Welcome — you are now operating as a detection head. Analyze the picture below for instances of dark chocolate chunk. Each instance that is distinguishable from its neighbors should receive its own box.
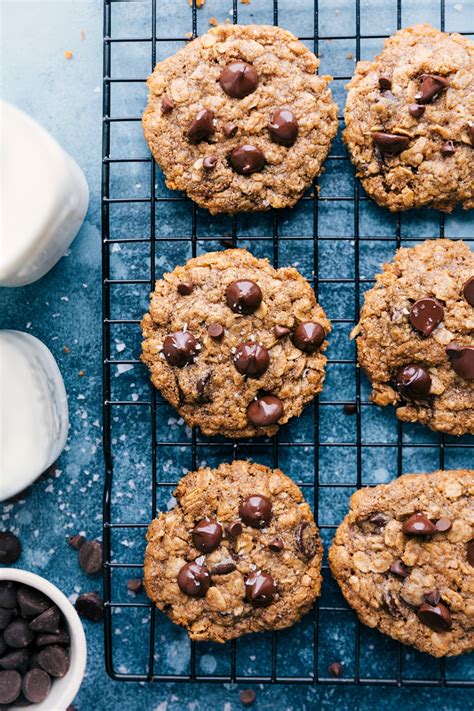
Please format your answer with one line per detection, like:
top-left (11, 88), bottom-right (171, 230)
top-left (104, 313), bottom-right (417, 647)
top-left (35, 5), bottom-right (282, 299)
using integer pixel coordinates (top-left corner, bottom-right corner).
top-left (446, 343), bottom-right (474, 380)
top-left (203, 156), bottom-right (218, 171)
top-left (408, 103), bottom-right (426, 119)
top-left (0, 669), bottom-right (21, 705)
top-left (37, 645), bottom-right (70, 677)
top-left (402, 513), bottom-right (436, 536)
top-left (274, 325), bottom-right (290, 339)
top-left (177, 562), bottom-right (211, 598)
top-left (295, 522), bottom-right (317, 558)
top-left (223, 122), bottom-right (238, 138)
top-left (467, 540), bottom-right (474, 566)
top-left (424, 589), bottom-right (441, 606)
top-left (161, 95), bottom-right (174, 113)
top-left (208, 323), bottom-right (225, 339)
top-left (389, 559), bottom-right (408, 578)
top-left (245, 572), bottom-right (276, 607)
top-left (267, 109), bottom-right (298, 147)
top-left (440, 140), bottom-right (456, 156)
top-left (163, 331), bottom-right (199, 367)
top-left (225, 521), bottom-right (242, 539)
top-left (247, 395), bottom-right (283, 427)
top-left (78, 540), bottom-right (103, 576)
top-left (396, 364), bottom-right (431, 400)
top-left (0, 583), bottom-right (17, 610)
top-left (29, 606), bottom-right (61, 634)
top-left (177, 281), bottom-right (194, 295)
top-left (3, 619), bottom-right (34, 649)
top-left (192, 519), bottom-right (223, 553)
top-left (21, 668), bottom-right (52, 704)
top-left (0, 649), bottom-right (30, 672)
top-left (187, 109), bottom-right (215, 144)
top-left (219, 62), bottom-right (258, 99)
top-left (382, 590), bottom-right (406, 618)
top-left (0, 533), bottom-right (21, 565)
top-left (463, 276), bottom-right (474, 306)
top-left (328, 661), bottom-right (343, 678)
top-left (234, 342), bottom-right (270, 377)
top-left (67, 534), bottom-right (85, 550)
top-left (229, 145), bottom-right (266, 175)
top-left (226, 280), bottom-right (262, 315)
top-left (415, 74), bottom-right (449, 104)
top-left (17, 586), bottom-right (50, 619)
top-left (369, 513), bottom-right (389, 526)
top-left (417, 602), bottom-right (452, 631)
top-left (239, 495), bottom-right (272, 528)
top-left (126, 579), bottom-right (144, 594)
top-left (239, 688), bottom-right (256, 706)
top-left (210, 562), bottom-right (236, 576)
top-left (378, 75), bottom-right (392, 90)
top-left (372, 132), bottom-right (409, 155)
top-left (409, 297), bottom-right (444, 336)
top-left (292, 322), bottom-right (325, 352)
top-left (435, 518), bottom-right (452, 533)
top-left (268, 537), bottom-right (284, 553)
top-left (74, 592), bottom-right (104, 621)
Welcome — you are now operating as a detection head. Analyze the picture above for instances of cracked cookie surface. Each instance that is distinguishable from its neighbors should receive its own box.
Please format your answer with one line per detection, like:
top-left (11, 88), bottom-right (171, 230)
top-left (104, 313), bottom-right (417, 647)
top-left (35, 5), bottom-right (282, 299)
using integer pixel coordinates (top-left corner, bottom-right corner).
top-left (329, 469), bottom-right (474, 657)
top-left (142, 24), bottom-right (338, 214)
top-left (141, 248), bottom-right (330, 438)
top-left (144, 460), bottom-right (323, 642)
top-left (353, 239), bottom-right (474, 436)
top-left (344, 24), bottom-right (474, 212)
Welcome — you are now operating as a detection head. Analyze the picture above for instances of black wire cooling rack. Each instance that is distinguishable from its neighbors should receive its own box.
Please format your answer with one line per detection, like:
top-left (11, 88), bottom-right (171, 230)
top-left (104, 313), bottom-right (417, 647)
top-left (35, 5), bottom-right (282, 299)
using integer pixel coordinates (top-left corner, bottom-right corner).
top-left (102, 0), bottom-right (474, 687)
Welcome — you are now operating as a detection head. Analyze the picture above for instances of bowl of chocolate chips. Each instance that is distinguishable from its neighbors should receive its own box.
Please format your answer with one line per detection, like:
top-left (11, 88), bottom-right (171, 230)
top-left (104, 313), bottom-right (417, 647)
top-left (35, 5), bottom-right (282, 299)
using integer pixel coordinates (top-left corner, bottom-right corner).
top-left (0, 569), bottom-right (86, 709)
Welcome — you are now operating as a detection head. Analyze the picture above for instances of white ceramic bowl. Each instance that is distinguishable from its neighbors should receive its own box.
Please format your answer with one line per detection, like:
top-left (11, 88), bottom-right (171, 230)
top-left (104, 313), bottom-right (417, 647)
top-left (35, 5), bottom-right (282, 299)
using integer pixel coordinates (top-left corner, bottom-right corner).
top-left (0, 569), bottom-right (87, 710)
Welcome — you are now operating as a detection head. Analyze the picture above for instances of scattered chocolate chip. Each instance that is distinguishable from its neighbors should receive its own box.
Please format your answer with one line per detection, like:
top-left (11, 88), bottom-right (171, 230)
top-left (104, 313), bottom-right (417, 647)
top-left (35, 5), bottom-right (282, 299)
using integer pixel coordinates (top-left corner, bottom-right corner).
top-left (177, 562), bottom-right (211, 598)
top-left (0, 583), bottom-right (17, 609)
top-left (127, 579), bottom-right (143, 594)
top-left (219, 61), bottom-right (258, 99)
top-left (0, 533), bottom-right (21, 565)
top-left (378, 75), bottom-right (392, 90)
top-left (415, 74), bottom-right (449, 104)
top-left (402, 513), bottom-right (436, 536)
top-left (369, 513), bottom-right (389, 526)
top-left (424, 589), bottom-right (441, 606)
top-left (328, 661), bottom-right (342, 678)
top-left (440, 140), bottom-right (456, 156)
top-left (234, 342), bottom-right (270, 377)
top-left (247, 395), bottom-right (283, 427)
top-left (202, 156), bottom-right (217, 171)
top-left (267, 108), bottom-right (299, 147)
top-left (21, 668), bottom-right (52, 703)
top-left (408, 103), bottom-right (426, 119)
top-left (163, 331), bottom-right (199, 367)
top-left (343, 403), bottom-right (357, 415)
top-left (17, 586), bottom-right (50, 619)
top-left (67, 534), bottom-right (85, 550)
top-left (389, 559), bottom-right (408, 578)
top-left (37, 645), bottom-right (70, 678)
top-left (239, 688), bottom-right (256, 706)
top-left (220, 238), bottom-right (235, 249)
top-left (3, 619), bottom-right (34, 649)
top-left (0, 649), bottom-right (30, 672)
top-left (36, 630), bottom-right (70, 647)
top-left (192, 519), bottom-right (223, 553)
top-left (467, 540), bottom-right (474, 566)
top-left (0, 608), bottom-right (14, 630)
top-left (239, 495), bottom-right (272, 529)
top-left (372, 131), bottom-right (409, 155)
top-left (274, 325), bottom-right (290, 339)
top-left (446, 343), bottom-right (474, 380)
top-left (225, 521), bottom-right (242, 539)
top-left (223, 122), bottom-right (238, 138)
top-left (161, 95), bottom-right (174, 113)
top-left (29, 606), bottom-right (61, 634)
top-left (75, 592), bottom-right (104, 621)
top-left (0, 669), bottom-right (22, 705)
top-left (409, 297), bottom-right (444, 336)
top-left (417, 602), bottom-right (452, 631)
top-left (396, 364), bottom-right (431, 400)
top-left (435, 518), bottom-right (452, 533)
top-left (187, 109), bottom-right (215, 143)
top-left (245, 572), bottom-right (276, 607)
top-left (78, 540), bottom-right (103, 576)
top-left (226, 280), bottom-right (262, 315)
top-left (210, 562), bottom-right (236, 576)
top-left (268, 537), bottom-right (284, 552)
top-left (208, 323), bottom-right (224, 339)
top-left (229, 145), bottom-right (266, 175)
top-left (463, 276), bottom-right (474, 306)
top-left (177, 281), bottom-right (194, 295)
top-left (294, 522), bottom-right (317, 559)
top-left (292, 322), bottom-right (325, 352)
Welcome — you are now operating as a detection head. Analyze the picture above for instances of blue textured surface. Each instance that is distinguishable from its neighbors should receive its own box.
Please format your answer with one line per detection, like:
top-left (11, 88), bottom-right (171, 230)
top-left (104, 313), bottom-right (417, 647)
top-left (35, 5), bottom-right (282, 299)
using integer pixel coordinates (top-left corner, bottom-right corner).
top-left (1, 1), bottom-right (473, 709)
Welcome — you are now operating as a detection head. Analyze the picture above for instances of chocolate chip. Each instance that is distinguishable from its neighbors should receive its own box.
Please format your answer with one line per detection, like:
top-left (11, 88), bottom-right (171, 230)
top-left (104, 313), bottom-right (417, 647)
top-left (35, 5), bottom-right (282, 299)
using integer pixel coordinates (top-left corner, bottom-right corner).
top-left (267, 109), bottom-right (299, 147)
top-left (234, 342), bottom-right (270, 377)
top-left (38, 645), bottom-right (70, 678)
top-left (328, 662), bottom-right (343, 678)
top-left (36, 629), bottom-right (70, 647)
top-left (29, 606), bottom-right (61, 634)
top-left (446, 343), bottom-right (474, 380)
top-left (372, 132), bottom-right (409, 155)
top-left (229, 145), bottom-right (266, 175)
top-left (402, 513), bottom-right (436, 536)
top-left (389, 559), bottom-right (408, 578)
top-left (415, 74), bottom-right (449, 104)
top-left (17, 586), bottom-right (50, 619)
top-left (203, 156), bottom-right (218, 171)
top-left (163, 331), bottom-right (199, 367)
top-left (161, 95), bottom-right (174, 113)
top-left (0, 583), bottom-right (17, 610)
top-left (220, 238), bottom-right (235, 249)
top-left (0, 608), bottom-right (14, 630)
top-left (3, 619), bottom-right (34, 649)
top-left (440, 140), bottom-right (456, 156)
top-left (223, 122), bottom-right (238, 138)
top-left (268, 537), bottom-right (284, 552)
top-left (467, 540), bottom-right (474, 566)
top-left (408, 103), bottom-right (426, 119)
top-left (219, 61), bottom-right (258, 99)
top-left (247, 395), bottom-right (283, 427)
top-left (435, 518), bottom-right (452, 533)
top-left (424, 589), bottom-right (441, 606)
top-left (0, 533), bottom-right (21, 565)
top-left (463, 276), bottom-right (474, 306)
top-left (343, 403), bottom-right (357, 415)
top-left (369, 513), bottom-right (389, 526)
top-left (245, 572), bottom-right (276, 607)
top-left (409, 297), bottom-right (444, 336)
top-left (239, 495), bottom-right (272, 529)
top-left (78, 540), bottom-right (103, 576)
top-left (196, 372), bottom-right (211, 397)
top-left (378, 75), bottom-right (392, 90)
top-left (21, 668), bottom-right (52, 703)
top-left (210, 562), bottom-right (236, 576)
top-left (396, 364), bottom-right (431, 400)
top-left (192, 519), bottom-right (223, 553)
top-left (127, 579), bottom-right (143, 594)
top-left (187, 109), bottom-right (215, 143)
top-left (292, 322), bottom-right (325, 352)
top-left (0, 634), bottom-right (5, 657)
top-left (239, 688), bottom-right (256, 706)
top-left (67, 534), bottom-right (85, 550)
top-left (177, 562), bottom-right (211, 598)
top-left (74, 592), bottom-right (103, 621)
top-left (225, 521), bottom-right (242, 538)
top-left (0, 670), bottom-right (21, 705)
top-left (382, 590), bottom-right (406, 618)
top-left (226, 280), bottom-right (262, 315)
top-left (67, 706), bottom-right (78, 711)
top-left (274, 325), bottom-right (290, 339)
top-left (417, 602), bottom-right (452, 631)
top-left (295, 522), bottom-right (318, 559)
top-left (177, 281), bottom-right (194, 295)
top-left (0, 649), bottom-right (30, 672)
top-left (208, 323), bottom-right (224, 339)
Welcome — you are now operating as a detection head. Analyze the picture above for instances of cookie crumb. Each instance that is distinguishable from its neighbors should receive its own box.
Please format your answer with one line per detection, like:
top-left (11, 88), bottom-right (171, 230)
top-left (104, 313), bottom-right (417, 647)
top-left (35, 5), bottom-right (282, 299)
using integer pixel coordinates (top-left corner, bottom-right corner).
top-left (209, 16), bottom-right (218, 26)
top-left (188, 0), bottom-right (205, 6)
top-left (64, 50), bottom-right (73, 60)
top-left (63, 346), bottom-right (70, 354)
top-left (328, 661), bottom-right (343, 677)
top-left (239, 688), bottom-right (256, 706)
top-left (78, 370), bottom-right (85, 377)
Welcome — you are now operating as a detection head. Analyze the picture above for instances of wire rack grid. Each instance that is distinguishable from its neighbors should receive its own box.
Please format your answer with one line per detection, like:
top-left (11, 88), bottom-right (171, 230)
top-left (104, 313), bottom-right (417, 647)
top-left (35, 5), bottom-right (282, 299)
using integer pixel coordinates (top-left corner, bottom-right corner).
top-left (101, 0), bottom-right (474, 687)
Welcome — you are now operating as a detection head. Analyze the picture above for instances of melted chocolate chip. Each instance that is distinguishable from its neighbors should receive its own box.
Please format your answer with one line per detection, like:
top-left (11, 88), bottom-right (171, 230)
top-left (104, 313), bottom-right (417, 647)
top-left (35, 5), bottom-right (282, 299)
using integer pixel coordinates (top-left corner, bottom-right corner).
top-left (292, 322), bottom-right (325, 352)
top-left (435, 518), bottom-right (452, 533)
top-left (268, 537), bottom-right (284, 552)
top-left (245, 572), bottom-right (276, 607)
top-left (463, 276), bottom-right (474, 306)
top-left (163, 331), bottom-right (199, 367)
top-left (424, 589), bottom-right (441, 606)
top-left (378, 75), bottom-right (392, 90)
top-left (207, 323), bottom-right (224, 339)
top-left (234, 342), bottom-right (270, 377)
top-left (187, 109), bottom-right (215, 144)
top-left (177, 562), bottom-right (211, 597)
top-left (239, 495), bottom-right (272, 528)
top-left (396, 364), bottom-right (431, 400)
top-left (446, 343), bottom-right (474, 380)
top-left (219, 61), bottom-right (258, 99)
top-left (161, 95), bottom-right (174, 113)
top-left (408, 103), bottom-right (426, 119)
top-left (274, 325), bottom-right (290, 339)
top-left (267, 109), bottom-right (299, 147)
top-left (295, 522), bottom-right (317, 558)
top-left (0, 532), bottom-right (21, 565)
top-left (369, 513), bottom-right (389, 526)
top-left (409, 297), bottom-right (444, 336)
top-left (402, 513), bottom-right (436, 536)
top-left (203, 156), bottom-right (217, 171)
top-left (467, 540), bottom-right (474, 566)
top-left (389, 559), bottom-right (408, 578)
top-left (192, 519), bottom-right (223, 553)
top-left (415, 74), bottom-right (450, 104)
top-left (225, 521), bottom-right (242, 538)
top-left (210, 562), bottom-right (236, 576)
top-left (441, 140), bottom-right (456, 156)
top-left (417, 602), bottom-right (452, 631)
top-left (229, 144), bottom-right (266, 175)
top-left (372, 132), bottom-right (409, 155)
top-left (226, 280), bottom-right (262, 314)
top-left (247, 395), bottom-right (283, 427)
top-left (382, 590), bottom-right (406, 618)
top-left (223, 122), bottom-right (238, 138)
top-left (177, 281), bottom-right (194, 295)
top-left (196, 372), bottom-right (210, 397)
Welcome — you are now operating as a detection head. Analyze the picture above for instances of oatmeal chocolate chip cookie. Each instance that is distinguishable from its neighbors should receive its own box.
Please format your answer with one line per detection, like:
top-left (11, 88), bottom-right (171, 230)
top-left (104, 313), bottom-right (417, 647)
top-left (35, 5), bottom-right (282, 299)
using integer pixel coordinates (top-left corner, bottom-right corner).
top-left (142, 24), bottom-right (338, 214)
top-left (352, 239), bottom-right (474, 436)
top-left (329, 469), bottom-right (474, 657)
top-left (344, 24), bottom-right (474, 212)
top-left (144, 460), bottom-right (323, 642)
top-left (141, 248), bottom-right (330, 438)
